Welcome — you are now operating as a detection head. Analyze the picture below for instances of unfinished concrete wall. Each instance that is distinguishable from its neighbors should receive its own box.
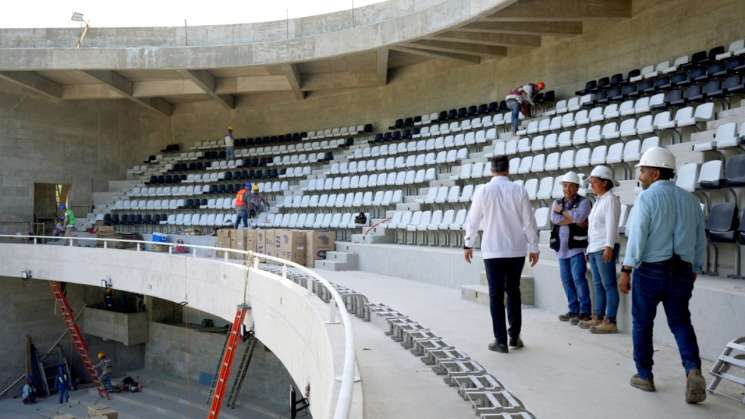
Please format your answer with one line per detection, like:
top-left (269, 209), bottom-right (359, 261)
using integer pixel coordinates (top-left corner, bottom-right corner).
top-left (145, 321), bottom-right (292, 415)
top-left (170, 0), bottom-right (745, 145)
top-left (0, 82), bottom-right (172, 232)
top-left (0, 278), bottom-right (85, 395)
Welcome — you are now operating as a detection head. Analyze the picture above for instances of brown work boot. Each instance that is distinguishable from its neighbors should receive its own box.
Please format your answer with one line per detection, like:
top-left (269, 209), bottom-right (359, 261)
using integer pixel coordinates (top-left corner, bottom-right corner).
top-left (571, 314), bottom-right (590, 326)
top-left (558, 312), bottom-right (578, 322)
top-left (685, 369), bottom-right (707, 404)
top-left (630, 374), bottom-right (656, 392)
top-left (579, 315), bottom-right (603, 329)
top-left (590, 319), bottom-right (619, 334)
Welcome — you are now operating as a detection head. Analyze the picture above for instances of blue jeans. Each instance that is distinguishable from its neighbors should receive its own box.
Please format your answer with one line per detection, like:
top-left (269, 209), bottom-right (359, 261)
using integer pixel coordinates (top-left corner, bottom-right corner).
top-left (632, 259), bottom-right (701, 380)
top-left (226, 146), bottom-right (235, 160)
top-left (234, 208), bottom-right (248, 229)
top-left (483, 257), bottom-right (526, 345)
top-left (101, 374), bottom-right (114, 392)
top-left (588, 248), bottom-right (619, 320)
top-left (558, 253), bottom-right (591, 315)
top-left (58, 385), bottom-right (69, 403)
top-left (507, 100), bottom-right (521, 133)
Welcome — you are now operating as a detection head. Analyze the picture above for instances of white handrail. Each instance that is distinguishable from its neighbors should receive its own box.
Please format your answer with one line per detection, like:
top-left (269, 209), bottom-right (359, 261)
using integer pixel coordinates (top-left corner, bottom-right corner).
top-left (0, 233), bottom-right (355, 419)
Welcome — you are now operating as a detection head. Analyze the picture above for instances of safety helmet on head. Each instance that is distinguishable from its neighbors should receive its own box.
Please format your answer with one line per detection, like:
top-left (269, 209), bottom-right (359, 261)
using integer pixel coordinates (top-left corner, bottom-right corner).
top-left (227, 126), bottom-right (233, 131)
top-left (589, 165), bottom-right (618, 185)
top-left (536, 81), bottom-right (545, 90)
top-left (252, 184), bottom-right (260, 193)
top-left (97, 352), bottom-right (105, 360)
top-left (244, 182), bottom-right (251, 189)
top-left (636, 146), bottom-right (675, 170)
top-left (59, 203), bottom-right (66, 210)
top-left (561, 171), bottom-right (580, 185)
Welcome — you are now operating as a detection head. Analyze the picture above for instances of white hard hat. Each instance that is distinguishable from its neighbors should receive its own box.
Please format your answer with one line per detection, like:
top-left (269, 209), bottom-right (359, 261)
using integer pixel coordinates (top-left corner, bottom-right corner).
top-left (589, 165), bottom-right (618, 185)
top-left (561, 171), bottom-right (581, 185)
top-left (636, 146), bottom-right (675, 170)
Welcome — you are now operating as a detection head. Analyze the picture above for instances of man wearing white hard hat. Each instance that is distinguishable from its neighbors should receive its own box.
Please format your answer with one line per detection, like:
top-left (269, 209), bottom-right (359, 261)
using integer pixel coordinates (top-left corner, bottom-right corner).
top-left (621, 146), bottom-right (707, 403)
top-left (551, 171), bottom-right (592, 325)
top-left (585, 166), bottom-right (621, 334)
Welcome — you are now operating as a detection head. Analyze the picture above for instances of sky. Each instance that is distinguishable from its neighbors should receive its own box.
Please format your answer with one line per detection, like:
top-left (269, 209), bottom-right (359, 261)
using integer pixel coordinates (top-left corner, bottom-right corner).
top-left (0, 1), bottom-right (386, 28)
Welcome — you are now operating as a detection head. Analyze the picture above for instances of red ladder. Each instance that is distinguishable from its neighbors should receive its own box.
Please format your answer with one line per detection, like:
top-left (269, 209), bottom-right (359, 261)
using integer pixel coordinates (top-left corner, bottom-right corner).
top-left (49, 281), bottom-right (110, 400)
top-left (208, 304), bottom-right (249, 419)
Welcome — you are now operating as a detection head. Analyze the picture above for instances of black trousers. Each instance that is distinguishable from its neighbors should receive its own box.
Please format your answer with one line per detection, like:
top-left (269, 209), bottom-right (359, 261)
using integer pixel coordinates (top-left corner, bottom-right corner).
top-left (483, 257), bottom-right (526, 344)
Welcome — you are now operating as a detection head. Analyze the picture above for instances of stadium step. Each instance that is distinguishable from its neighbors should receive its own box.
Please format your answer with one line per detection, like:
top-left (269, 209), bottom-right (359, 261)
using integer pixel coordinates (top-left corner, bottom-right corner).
top-left (315, 257), bottom-right (357, 271)
top-left (461, 275), bottom-right (535, 306)
top-left (315, 245), bottom-right (358, 270)
top-left (325, 250), bottom-right (358, 264)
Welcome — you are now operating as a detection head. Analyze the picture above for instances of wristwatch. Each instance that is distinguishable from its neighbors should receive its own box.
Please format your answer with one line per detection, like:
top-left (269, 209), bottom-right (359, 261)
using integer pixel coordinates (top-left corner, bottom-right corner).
top-left (621, 266), bottom-right (632, 274)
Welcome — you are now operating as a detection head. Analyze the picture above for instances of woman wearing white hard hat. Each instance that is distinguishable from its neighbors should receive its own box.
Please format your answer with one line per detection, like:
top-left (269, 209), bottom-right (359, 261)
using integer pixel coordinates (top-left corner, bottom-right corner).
top-left (583, 165), bottom-right (621, 334)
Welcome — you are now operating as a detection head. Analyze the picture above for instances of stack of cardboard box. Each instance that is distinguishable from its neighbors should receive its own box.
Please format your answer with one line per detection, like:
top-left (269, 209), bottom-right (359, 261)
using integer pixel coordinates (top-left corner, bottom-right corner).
top-left (216, 228), bottom-right (335, 267)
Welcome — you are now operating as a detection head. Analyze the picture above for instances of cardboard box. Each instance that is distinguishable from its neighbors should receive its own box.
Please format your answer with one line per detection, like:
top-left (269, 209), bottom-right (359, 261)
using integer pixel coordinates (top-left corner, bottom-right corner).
top-left (278, 230), bottom-right (307, 266)
top-left (256, 230), bottom-right (267, 254)
top-left (87, 405), bottom-right (118, 419)
top-left (265, 230), bottom-right (278, 257)
top-left (306, 230), bottom-right (336, 266)
top-left (231, 229), bottom-right (247, 250)
top-left (245, 229), bottom-right (257, 252)
top-left (216, 229), bottom-right (231, 257)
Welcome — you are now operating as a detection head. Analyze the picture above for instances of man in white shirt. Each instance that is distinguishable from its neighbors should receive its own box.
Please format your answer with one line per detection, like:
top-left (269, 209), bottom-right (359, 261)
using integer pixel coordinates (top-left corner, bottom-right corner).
top-left (224, 126), bottom-right (235, 160)
top-left (464, 156), bottom-right (540, 353)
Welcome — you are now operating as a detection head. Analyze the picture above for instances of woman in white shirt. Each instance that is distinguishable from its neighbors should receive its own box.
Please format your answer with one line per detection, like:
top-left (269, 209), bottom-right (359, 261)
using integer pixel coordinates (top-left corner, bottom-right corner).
top-left (583, 165), bottom-right (621, 334)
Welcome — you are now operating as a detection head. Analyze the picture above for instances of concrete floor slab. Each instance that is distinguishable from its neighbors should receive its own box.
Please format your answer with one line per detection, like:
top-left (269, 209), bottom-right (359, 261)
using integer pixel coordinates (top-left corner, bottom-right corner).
top-left (320, 269), bottom-right (745, 419)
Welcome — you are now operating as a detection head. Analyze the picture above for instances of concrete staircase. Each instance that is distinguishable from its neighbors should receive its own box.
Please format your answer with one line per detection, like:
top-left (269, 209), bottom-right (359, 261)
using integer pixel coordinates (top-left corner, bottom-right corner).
top-left (460, 271), bottom-right (535, 306)
top-left (350, 217), bottom-right (395, 244)
top-left (314, 242), bottom-right (359, 271)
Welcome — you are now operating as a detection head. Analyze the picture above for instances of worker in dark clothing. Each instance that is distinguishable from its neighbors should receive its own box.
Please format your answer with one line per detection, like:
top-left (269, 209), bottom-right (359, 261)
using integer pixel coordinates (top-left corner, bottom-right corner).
top-left (248, 184), bottom-right (270, 219)
top-left (56, 365), bottom-right (71, 404)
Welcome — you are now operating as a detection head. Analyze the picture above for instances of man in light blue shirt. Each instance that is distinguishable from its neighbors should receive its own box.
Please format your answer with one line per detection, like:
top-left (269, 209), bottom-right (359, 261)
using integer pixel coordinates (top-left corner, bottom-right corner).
top-left (620, 147), bottom-right (706, 404)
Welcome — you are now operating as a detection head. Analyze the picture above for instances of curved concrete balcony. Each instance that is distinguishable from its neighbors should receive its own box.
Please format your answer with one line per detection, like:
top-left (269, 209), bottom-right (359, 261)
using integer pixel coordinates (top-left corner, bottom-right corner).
top-left (0, 235), bottom-right (362, 419)
top-left (0, 0), bottom-right (632, 114)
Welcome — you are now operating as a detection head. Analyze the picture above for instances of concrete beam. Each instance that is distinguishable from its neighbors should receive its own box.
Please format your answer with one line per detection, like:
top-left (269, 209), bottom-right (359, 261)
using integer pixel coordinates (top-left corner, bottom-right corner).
top-left (216, 76), bottom-right (291, 95)
top-left (278, 64), bottom-right (305, 100)
top-left (389, 46), bottom-right (481, 64)
top-left (82, 70), bottom-right (133, 96)
top-left (486, 0), bottom-right (632, 22)
top-left (460, 21), bottom-right (583, 36)
top-left (0, 71), bottom-right (62, 100)
top-left (179, 70), bottom-right (235, 110)
top-left (403, 40), bottom-right (507, 57)
top-left (301, 71), bottom-right (380, 91)
top-left (377, 48), bottom-right (389, 85)
top-left (432, 31), bottom-right (541, 47)
top-left (80, 70), bottom-right (173, 116)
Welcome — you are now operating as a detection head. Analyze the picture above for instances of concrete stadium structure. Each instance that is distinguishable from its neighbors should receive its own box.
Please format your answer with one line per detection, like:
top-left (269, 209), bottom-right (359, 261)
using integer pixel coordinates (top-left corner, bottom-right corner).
top-left (2, 0), bottom-right (745, 418)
